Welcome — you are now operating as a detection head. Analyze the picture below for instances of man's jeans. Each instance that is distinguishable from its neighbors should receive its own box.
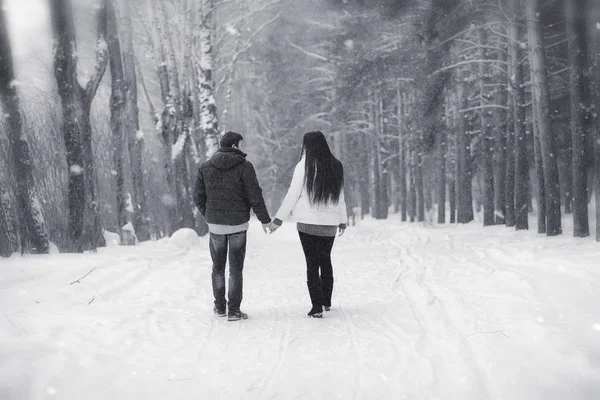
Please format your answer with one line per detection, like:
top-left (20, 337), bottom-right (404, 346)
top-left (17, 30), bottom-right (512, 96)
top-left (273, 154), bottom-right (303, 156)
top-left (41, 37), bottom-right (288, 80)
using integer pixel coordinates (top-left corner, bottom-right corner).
top-left (209, 231), bottom-right (247, 311)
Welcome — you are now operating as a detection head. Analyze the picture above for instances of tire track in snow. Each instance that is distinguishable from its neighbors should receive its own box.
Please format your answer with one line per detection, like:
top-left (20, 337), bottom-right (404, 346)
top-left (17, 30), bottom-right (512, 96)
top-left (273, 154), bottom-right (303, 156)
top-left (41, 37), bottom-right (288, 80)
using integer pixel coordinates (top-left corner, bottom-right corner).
top-left (390, 236), bottom-right (495, 400)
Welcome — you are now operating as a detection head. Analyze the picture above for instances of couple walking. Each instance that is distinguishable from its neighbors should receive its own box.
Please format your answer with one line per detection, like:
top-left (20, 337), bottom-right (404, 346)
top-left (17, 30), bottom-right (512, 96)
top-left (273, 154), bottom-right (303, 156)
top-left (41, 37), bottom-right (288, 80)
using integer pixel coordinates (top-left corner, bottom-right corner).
top-left (193, 131), bottom-right (348, 321)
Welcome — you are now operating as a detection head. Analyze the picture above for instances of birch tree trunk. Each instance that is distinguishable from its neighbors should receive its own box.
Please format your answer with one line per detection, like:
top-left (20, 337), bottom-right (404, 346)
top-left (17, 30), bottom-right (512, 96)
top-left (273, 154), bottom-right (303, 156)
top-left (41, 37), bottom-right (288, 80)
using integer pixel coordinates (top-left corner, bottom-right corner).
top-left (566, 0), bottom-right (590, 237)
top-left (117, 0), bottom-right (149, 241)
top-left (526, 0), bottom-right (561, 236)
top-left (50, 0), bottom-right (108, 252)
top-left (0, 0), bottom-right (49, 254)
top-left (107, 0), bottom-right (127, 240)
top-left (478, 28), bottom-right (495, 226)
top-left (510, 0), bottom-right (528, 230)
top-left (198, 0), bottom-right (220, 157)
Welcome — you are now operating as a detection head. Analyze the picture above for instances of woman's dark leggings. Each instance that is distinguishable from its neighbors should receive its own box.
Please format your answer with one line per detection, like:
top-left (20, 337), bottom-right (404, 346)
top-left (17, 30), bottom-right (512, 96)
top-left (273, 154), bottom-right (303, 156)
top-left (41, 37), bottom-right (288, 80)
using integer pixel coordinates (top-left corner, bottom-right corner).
top-left (298, 232), bottom-right (336, 308)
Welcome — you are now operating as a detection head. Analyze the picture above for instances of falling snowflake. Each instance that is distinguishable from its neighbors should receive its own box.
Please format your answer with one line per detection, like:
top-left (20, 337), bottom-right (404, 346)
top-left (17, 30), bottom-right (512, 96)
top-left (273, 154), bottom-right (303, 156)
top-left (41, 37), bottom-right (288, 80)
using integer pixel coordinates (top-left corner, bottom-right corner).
top-left (226, 25), bottom-right (239, 36)
top-left (593, 323), bottom-right (600, 332)
top-left (596, 22), bottom-right (600, 30)
top-left (344, 39), bottom-right (354, 50)
top-left (136, 130), bottom-right (144, 141)
top-left (70, 165), bottom-right (83, 175)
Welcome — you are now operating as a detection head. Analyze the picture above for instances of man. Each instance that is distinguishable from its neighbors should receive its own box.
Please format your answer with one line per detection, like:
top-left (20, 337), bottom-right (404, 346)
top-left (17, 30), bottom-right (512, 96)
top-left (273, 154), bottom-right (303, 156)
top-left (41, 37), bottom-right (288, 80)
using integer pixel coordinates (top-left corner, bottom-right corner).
top-left (193, 131), bottom-right (271, 321)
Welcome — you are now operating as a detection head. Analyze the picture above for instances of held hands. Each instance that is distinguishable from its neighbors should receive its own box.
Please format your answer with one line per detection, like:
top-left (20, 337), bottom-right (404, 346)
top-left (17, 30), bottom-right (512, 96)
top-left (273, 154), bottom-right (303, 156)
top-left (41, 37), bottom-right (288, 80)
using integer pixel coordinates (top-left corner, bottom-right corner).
top-left (262, 223), bottom-right (270, 234)
top-left (267, 222), bottom-right (280, 234)
top-left (338, 224), bottom-right (347, 237)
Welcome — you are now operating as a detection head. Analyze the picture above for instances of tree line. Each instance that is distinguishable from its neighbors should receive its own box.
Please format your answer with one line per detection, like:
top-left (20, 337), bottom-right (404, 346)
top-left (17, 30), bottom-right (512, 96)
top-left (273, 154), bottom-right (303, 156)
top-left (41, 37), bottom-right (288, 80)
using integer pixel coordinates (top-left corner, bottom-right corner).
top-left (1, 0), bottom-right (599, 257)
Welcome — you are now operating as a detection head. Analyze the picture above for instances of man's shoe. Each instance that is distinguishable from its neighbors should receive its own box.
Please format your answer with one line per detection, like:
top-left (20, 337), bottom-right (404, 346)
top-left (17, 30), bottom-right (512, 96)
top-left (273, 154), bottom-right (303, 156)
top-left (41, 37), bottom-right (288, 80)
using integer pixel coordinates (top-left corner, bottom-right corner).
top-left (227, 310), bottom-right (248, 321)
top-left (213, 306), bottom-right (226, 317)
top-left (307, 305), bottom-right (323, 318)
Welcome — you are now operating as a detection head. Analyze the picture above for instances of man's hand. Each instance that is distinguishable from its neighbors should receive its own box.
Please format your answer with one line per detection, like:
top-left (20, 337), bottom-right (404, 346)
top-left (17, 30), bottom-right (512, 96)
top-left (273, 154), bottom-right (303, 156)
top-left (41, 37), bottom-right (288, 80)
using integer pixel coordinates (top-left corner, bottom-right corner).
top-left (262, 223), bottom-right (270, 234)
top-left (338, 224), bottom-right (347, 237)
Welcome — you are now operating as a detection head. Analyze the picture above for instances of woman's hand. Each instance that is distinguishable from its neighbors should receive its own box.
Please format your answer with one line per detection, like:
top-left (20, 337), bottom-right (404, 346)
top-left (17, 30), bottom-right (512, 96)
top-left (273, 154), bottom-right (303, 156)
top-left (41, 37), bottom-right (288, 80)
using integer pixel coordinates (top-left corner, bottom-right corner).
top-left (267, 222), bottom-right (281, 234)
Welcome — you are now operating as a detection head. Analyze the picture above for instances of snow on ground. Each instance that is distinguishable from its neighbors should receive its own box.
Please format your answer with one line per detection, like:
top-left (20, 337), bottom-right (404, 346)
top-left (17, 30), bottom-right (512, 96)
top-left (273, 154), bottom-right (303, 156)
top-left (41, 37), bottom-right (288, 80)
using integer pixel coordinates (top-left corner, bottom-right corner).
top-left (1, 216), bottom-right (599, 400)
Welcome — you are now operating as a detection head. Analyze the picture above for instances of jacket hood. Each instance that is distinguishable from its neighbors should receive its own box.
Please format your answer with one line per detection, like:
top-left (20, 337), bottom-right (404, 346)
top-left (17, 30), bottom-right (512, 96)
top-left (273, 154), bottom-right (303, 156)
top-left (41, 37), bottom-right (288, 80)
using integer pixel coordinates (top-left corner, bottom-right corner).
top-left (209, 147), bottom-right (247, 170)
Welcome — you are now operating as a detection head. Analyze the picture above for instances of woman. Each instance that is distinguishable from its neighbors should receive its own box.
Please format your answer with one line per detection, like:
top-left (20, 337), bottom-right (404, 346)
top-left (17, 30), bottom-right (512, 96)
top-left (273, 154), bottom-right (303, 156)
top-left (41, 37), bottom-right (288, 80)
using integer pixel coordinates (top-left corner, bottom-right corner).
top-left (269, 131), bottom-right (347, 318)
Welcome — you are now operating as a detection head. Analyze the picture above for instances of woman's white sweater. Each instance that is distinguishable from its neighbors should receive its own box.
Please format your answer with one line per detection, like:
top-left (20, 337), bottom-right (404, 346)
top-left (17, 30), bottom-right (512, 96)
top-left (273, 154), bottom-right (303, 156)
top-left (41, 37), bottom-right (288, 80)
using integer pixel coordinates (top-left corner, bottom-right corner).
top-left (275, 157), bottom-right (348, 226)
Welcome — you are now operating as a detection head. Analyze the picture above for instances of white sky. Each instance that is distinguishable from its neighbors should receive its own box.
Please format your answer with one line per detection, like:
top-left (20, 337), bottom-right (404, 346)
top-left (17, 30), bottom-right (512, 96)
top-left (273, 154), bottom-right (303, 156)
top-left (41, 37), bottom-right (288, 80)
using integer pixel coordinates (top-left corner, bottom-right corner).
top-left (4, 0), bottom-right (53, 88)
top-left (4, 0), bottom-right (49, 55)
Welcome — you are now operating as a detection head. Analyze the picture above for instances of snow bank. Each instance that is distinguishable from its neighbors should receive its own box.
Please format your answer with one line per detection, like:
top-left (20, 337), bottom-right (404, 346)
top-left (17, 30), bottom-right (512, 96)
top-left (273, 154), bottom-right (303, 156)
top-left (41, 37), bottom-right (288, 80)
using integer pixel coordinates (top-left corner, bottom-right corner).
top-left (169, 228), bottom-right (200, 250)
top-left (48, 242), bottom-right (60, 255)
top-left (103, 230), bottom-right (120, 247)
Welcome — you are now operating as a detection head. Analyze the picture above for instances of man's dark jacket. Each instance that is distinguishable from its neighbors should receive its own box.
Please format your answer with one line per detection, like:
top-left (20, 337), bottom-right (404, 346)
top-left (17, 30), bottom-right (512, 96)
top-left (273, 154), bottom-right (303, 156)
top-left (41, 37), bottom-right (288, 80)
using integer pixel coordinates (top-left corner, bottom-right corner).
top-left (193, 147), bottom-right (271, 225)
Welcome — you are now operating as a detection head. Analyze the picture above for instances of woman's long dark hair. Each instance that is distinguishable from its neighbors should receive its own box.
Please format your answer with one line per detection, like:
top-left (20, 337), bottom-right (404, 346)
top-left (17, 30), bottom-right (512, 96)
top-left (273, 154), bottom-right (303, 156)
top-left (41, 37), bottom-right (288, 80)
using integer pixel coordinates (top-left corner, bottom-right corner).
top-left (301, 131), bottom-right (344, 205)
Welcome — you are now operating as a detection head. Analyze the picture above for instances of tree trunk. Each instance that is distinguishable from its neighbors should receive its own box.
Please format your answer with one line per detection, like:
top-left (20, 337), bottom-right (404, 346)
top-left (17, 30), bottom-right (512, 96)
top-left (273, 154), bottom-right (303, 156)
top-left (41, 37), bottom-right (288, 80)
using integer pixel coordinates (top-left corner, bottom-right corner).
top-left (372, 93), bottom-right (384, 219)
top-left (494, 47), bottom-right (508, 225)
top-left (107, 0), bottom-right (127, 240)
top-left (117, 0), bottom-right (149, 241)
top-left (562, 147), bottom-right (573, 214)
top-left (527, 0), bottom-right (561, 236)
top-left (398, 92), bottom-right (407, 222)
top-left (198, 0), bottom-right (220, 158)
top-left (50, 0), bottom-right (108, 252)
top-left (533, 118), bottom-right (546, 233)
top-left (147, 0), bottom-right (177, 235)
top-left (566, 0), bottom-right (590, 237)
top-left (409, 151), bottom-right (417, 222)
top-left (449, 92), bottom-right (458, 223)
top-left (510, 0), bottom-right (528, 230)
top-left (478, 28), bottom-right (495, 227)
top-left (158, 0), bottom-right (194, 231)
top-left (456, 76), bottom-right (474, 223)
top-left (590, 4), bottom-right (600, 241)
top-left (416, 151), bottom-right (425, 222)
top-left (0, 0), bottom-right (49, 254)
top-left (360, 132), bottom-right (371, 218)
top-left (437, 112), bottom-right (447, 224)
top-left (0, 173), bottom-right (19, 257)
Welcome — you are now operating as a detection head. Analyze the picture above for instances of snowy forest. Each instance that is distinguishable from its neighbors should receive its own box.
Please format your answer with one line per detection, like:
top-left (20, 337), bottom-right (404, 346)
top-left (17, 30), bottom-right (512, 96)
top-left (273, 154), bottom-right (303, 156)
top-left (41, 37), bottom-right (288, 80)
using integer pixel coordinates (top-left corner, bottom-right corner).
top-left (1, 0), bottom-right (600, 256)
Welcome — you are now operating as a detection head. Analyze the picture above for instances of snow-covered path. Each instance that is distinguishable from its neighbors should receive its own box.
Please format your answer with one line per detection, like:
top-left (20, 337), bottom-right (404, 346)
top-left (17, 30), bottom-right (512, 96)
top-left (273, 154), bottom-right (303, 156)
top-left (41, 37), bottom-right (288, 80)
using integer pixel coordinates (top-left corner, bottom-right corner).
top-left (1, 218), bottom-right (599, 400)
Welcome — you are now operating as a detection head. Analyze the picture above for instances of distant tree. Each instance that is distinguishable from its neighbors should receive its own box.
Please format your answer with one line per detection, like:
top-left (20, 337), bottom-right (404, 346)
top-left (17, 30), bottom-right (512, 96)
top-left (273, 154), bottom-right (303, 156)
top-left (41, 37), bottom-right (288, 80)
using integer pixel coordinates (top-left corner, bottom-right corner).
top-left (50, 0), bottom-right (110, 252)
top-left (526, 0), bottom-right (561, 236)
top-left (107, 0), bottom-right (127, 242)
top-left (116, 0), bottom-right (150, 241)
top-left (566, 0), bottom-right (590, 237)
